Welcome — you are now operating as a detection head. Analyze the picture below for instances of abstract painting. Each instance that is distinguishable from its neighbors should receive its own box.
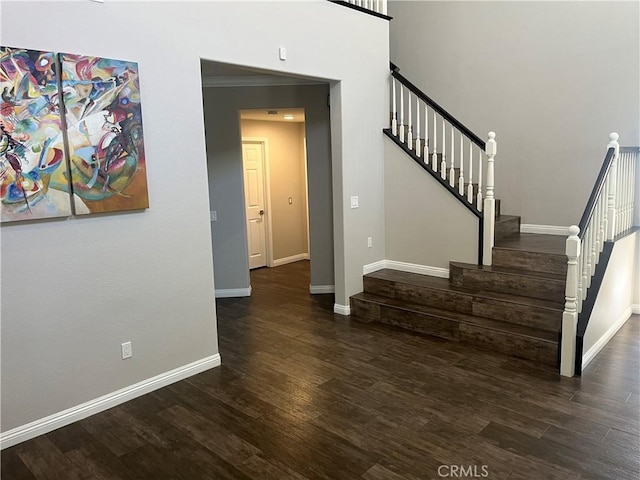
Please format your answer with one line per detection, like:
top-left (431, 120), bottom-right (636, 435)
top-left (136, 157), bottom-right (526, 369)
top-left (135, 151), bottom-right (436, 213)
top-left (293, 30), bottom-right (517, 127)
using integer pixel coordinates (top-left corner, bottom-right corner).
top-left (59, 53), bottom-right (148, 214)
top-left (1, 47), bottom-right (72, 222)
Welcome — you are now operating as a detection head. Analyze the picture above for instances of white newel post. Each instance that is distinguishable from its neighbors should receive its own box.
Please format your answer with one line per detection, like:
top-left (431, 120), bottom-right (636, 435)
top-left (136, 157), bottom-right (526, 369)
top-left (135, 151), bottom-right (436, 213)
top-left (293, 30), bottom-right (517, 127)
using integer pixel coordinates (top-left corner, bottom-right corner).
top-left (561, 225), bottom-right (581, 377)
top-left (482, 132), bottom-right (496, 266)
top-left (606, 132), bottom-right (619, 241)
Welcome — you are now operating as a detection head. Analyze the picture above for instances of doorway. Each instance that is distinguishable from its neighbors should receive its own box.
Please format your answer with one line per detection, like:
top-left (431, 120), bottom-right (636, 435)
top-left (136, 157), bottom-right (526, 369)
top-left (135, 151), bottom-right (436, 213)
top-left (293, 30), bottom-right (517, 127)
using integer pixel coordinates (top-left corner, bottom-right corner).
top-left (240, 108), bottom-right (309, 270)
top-left (200, 63), bottom-right (334, 298)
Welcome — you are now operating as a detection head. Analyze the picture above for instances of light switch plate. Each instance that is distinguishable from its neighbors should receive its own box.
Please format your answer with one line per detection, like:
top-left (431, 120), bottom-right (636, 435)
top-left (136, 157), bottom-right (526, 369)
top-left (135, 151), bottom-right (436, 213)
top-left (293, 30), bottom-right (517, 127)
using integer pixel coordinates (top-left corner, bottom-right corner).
top-left (350, 196), bottom-right (359, 208)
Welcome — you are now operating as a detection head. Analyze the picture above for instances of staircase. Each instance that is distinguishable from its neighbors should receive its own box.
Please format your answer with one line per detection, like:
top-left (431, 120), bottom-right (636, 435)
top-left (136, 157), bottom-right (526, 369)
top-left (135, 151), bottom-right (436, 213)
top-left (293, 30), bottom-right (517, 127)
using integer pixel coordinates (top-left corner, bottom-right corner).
top-left (351, 218), bottom-right (568, 369)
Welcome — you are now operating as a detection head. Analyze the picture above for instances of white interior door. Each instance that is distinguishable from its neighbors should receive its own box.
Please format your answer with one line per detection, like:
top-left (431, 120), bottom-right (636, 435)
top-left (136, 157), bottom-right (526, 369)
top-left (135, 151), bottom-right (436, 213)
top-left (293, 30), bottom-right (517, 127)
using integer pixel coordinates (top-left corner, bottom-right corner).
top-left (242, 141), bottom-right (267, 269)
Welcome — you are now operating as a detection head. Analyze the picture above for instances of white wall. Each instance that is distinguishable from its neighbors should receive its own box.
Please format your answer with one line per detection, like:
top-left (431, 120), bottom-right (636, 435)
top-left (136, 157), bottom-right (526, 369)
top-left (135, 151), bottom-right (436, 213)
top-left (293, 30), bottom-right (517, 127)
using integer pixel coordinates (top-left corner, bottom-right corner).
top-left (384, 137), bottom-right (478, 269)
top-left (0, 0), bottom-right (388, 437)
top-left (389, 1), bottom-right (640, 227)
top-left (582, 232), bottom-right (640, 367)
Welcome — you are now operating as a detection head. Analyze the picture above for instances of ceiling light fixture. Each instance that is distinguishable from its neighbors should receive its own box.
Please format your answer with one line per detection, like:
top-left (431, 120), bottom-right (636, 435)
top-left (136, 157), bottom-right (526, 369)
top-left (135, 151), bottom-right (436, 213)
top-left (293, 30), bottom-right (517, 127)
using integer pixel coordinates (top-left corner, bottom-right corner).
top-left (283, 114), bottom-right (294, 120)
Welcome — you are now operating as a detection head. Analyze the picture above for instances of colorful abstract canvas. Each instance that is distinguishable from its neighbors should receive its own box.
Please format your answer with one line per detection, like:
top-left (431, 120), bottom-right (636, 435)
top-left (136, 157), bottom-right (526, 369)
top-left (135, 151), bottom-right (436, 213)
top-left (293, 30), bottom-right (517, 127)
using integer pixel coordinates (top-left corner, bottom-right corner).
top-left (59, 53), bottom-right (148, 214)
top-left (1, 47), bottom-right (72, 222)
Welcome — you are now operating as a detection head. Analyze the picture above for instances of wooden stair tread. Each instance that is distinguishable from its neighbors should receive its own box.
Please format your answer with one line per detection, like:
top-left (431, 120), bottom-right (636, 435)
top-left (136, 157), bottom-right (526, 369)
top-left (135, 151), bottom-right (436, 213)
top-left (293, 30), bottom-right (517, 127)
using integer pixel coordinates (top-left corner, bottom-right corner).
top-left (366, 268), bottom-right (564, 311)
top-left (449, 261), bottom-right (566, 282)
top-left (352, 292), bottom-right (558, 343)
top-left (494, 233), bottom-right (567, 255)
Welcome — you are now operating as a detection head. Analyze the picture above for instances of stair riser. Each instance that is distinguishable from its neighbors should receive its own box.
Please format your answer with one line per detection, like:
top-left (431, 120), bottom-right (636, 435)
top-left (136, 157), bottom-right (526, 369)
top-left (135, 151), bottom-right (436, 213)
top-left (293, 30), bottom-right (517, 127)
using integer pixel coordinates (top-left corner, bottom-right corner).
top-left (363, 276), bottom-right (397, 299)
top-left (450, 265), bottom-right (565, 303)
top-left (350, 296), bottom-right (380, 322)
top-left (351, 296), bottom-right (558, 365)
top-left (492, 249), bottom-right (567, 276)
top-left (495, 217), bottom-right (520, 241)
top-left (380, 307), bottom-right (459, 341)
top-left (459, 324), bottom-right (558, 366)
top-left (472, 298), bottom-right (562, 332)
top-left (364, 276), bottom-right (474, 314)
top-left (395, 283), bottom-right (473, 314)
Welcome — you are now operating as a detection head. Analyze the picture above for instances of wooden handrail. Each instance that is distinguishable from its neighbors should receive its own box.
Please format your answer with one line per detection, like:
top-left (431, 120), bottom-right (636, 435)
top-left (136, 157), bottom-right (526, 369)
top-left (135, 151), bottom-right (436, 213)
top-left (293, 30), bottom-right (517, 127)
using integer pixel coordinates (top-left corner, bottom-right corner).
top-left (577, 147), bottom-right (615, 240)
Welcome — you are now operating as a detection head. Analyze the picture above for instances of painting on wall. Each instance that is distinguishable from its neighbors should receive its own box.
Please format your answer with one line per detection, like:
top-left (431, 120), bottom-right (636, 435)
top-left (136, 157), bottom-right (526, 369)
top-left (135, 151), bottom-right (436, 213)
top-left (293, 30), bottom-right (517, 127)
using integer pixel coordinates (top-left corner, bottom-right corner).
top-left (59, 53), bottom-right (149, 214)
top-left (1, 47), bottom-right (72, 222)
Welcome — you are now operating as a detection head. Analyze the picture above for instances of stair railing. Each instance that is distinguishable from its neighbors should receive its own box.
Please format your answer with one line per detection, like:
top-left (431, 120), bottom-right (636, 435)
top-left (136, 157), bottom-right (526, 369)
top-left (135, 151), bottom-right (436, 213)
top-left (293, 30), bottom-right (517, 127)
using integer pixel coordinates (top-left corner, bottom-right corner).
top-left (330, 0), bottom-right (388, 16)
top-left (560, 133), bottom-right (639, 377)
top-left (388, 65), bottom-right (497, 266)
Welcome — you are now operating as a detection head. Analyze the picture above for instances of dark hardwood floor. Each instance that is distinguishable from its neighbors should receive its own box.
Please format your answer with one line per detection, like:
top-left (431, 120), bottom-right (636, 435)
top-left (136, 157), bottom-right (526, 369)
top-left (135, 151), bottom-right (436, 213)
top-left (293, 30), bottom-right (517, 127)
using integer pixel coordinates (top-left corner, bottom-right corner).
top-left (2, 261), bottom-right (639, 479)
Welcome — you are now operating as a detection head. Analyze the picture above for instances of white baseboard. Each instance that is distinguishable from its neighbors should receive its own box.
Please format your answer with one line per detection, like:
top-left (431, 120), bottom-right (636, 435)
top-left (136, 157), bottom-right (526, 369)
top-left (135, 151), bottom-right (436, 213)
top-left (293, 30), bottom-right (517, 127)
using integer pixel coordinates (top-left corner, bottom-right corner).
top-left (310, 285), bottom-right (335, 294)
top-left (385, 260), bottom-right (449, 278)
top-left (334, 303), bottom-right (351, 315)
top-left (520, 224), bottom-right (569, 236)
top-left (363, 259), bottom-right (449, 278)
top-left (272, 253), bottom-right (309, 267)
top-left (363, 260), bottom-right (386, 275)
top-left (0, 354), bottom-right (222, 450)
top-left (215, 286), bottom-right (251, 298)
top-left (582, 307), bottom-right (632, 370)
top-left (632, 304), bottom-right (640, 315)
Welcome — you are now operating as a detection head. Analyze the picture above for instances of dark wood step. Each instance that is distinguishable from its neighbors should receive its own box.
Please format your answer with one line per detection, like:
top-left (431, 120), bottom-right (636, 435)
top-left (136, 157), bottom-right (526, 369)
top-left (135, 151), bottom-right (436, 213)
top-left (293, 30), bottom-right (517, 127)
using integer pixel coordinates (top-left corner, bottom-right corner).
top-left (350, 292), bottom-right (558, 365)
top-left (493, 233), bottom-right (567, 276)
top-left (450, 261), bottom-right (566, 303)
top-left (364, 269), bottom-right (563, 332)
top-left (472, 290), bottom-right (563, 332)
top-left (495, 215), bottom-right (520, 241)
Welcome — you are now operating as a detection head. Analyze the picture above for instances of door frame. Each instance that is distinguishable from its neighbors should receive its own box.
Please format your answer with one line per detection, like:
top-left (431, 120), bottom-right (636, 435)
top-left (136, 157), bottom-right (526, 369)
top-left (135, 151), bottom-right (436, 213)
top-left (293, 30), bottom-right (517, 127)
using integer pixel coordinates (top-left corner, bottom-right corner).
top-left (242, 137), bottom-right (274, 268)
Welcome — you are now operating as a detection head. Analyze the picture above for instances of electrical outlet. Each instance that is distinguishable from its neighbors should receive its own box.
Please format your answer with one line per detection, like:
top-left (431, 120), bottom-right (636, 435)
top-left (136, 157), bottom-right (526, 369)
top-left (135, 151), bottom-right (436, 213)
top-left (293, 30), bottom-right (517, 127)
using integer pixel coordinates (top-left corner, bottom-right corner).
top-left (210, 210), bottom-right (217, 221)
top-left (367, 236), bottom-right (373, 248)
top-left (121, 341), bottom-right (132, 359)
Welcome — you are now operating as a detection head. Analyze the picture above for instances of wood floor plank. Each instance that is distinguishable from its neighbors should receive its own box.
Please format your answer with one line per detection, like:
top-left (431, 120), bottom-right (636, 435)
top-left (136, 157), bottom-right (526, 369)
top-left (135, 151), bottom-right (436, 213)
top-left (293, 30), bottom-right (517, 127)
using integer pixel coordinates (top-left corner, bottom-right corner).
top-left (2, 262), bottom-right (638, 480)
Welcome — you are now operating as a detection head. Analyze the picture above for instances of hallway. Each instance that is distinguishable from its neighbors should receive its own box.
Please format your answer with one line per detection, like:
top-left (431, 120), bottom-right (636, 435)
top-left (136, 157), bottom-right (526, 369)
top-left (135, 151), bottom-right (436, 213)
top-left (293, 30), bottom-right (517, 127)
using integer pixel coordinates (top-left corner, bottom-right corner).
top-left (3, 261), bottom-right (639, 479)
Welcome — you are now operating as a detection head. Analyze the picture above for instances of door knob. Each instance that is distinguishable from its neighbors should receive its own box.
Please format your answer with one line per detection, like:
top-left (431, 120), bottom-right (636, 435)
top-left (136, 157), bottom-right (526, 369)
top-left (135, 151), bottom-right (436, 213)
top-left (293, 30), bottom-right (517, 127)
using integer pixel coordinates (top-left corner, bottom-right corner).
top-left (259, 210), bottom-right (264, 215)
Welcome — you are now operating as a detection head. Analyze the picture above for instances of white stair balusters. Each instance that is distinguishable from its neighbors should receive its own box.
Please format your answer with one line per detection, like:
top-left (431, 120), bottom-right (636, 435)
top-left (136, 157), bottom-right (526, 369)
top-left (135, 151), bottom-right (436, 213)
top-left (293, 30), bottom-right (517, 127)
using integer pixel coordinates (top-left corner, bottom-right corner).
top-left (467, 142), bottom-right (474, 203)
top-left (618, 147), bottom-right (637, 233)
top-left (477, 147), bottom-right (483, 212)
top-left (388, 70), bottom-right (502, 221)
top-left (407, 92), bottom-right (413, 150)
top-left (560, 225), bottom-right (581, 377)
top-left (415, 96), bottom-right (421, 156)
top-left (606, 133), bottom-right (619, 239)
top-left (391, 77), bottom-right (397, 136)
top-left (423, 104), bottom-right (429, 162)
top-left (561, 132), bottom-right (640, 376)
top-left (441, 119), bottom-right (446, 180)
top-left (432, 111), bottom-right (438, 171)
top-left (399, 84), bottom-right (405, 142)
top-left (449, 126), bottom-right (455, 187)
top-left (459, 135), bottom-right (465, 195)
top-left (482, 132), bottom-right (496, 266)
